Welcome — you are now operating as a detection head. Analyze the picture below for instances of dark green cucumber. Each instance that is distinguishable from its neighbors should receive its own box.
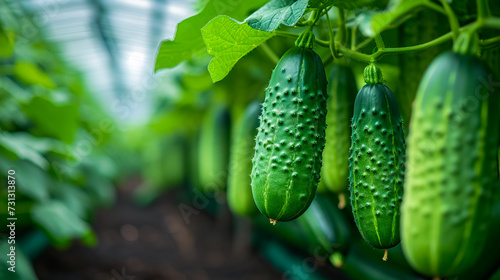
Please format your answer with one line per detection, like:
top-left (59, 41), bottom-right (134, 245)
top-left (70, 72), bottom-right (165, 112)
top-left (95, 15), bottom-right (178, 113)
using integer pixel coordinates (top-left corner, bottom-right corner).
top-left (342, 239), bottom-right (426, 280)
top-left (321, 64), bottom-right (358, 207)
top-left (297, 193), bottom-right (351, 257)
top-left (401, 51), bottom-right (500, 277)
top-left (198, 105), bottom-right (231, 193)
top-left (454, 200), bottom-right (500, 280)
top-left (349, 64), bottom-right (405, 254)
top-left (251, 46), bottom-right (328, 224)
top-left (227, 101), bottom-right (260, 216)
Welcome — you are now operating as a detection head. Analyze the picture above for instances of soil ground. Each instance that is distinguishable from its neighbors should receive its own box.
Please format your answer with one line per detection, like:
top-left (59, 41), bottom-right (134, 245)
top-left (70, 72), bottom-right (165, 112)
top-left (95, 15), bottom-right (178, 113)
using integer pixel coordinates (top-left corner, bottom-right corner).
top-left (32, 177), bottom-right (348, 280)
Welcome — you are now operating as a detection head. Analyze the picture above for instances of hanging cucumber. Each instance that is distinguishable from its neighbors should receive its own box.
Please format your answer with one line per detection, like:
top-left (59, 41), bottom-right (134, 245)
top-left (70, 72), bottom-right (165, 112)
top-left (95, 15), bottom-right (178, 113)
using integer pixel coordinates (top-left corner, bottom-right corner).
top-left (321, 64), bottom-right (358, 209)
top-left (198, 105), bottom-right (231, 193)
top-left (349, 64), bottom-right (406, 260)
top-left (251, 32), bottom-right (328, 224)
top-left (227, 101), bottom-right (261, 217)
top-left (297, 193), bottom-right (351, 259)
top-left (401, 33), bottom-right (500, 278)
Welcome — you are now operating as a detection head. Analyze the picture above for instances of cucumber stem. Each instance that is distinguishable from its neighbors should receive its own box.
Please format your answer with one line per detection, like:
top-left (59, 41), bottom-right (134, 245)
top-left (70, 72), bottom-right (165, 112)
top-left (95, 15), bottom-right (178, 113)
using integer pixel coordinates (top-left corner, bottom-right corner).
top-left (270, 219), bottom-right (277, 225)
top-left (382, 249), bottom-right (388, 261)
top-left (338, 193), bottom-right (346, 209)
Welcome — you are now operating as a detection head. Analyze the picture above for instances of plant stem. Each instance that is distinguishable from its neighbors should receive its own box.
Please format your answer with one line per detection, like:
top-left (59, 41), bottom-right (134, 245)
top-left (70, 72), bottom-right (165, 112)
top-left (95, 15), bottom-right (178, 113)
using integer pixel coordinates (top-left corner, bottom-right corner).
top-left (336, 44), bottom-right (372, 62)
top-left (354, 36), bottom-right (374, 51)
top-left (439, 0), bottom-right (460, 41)
top-left (259, 42), bottom-right (279, 64)
top-left (351, 25), bottom-right (357, 50)
top-left (274, 31), bottom-right (300, 39)
top-left (480, 36), bottom-right (500, 49)
top-left (483, 17), bottom-right (500, 30)
top-left (374, 34), bottom-right (385, 51)
top-left (336, 7), bottom-right (346, 45)
top-left (325, 11), bottom-right (337, 59)
top-left (372, 32), bottom-right (453, 59)
top-left (477, 0), bottom-right (491, 20)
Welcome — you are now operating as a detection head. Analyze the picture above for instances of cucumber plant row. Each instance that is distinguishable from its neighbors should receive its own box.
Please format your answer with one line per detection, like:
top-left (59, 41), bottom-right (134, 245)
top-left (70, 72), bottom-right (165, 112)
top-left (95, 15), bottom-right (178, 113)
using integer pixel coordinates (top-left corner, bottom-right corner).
top-left (207, 30), bottom-right (500, 280)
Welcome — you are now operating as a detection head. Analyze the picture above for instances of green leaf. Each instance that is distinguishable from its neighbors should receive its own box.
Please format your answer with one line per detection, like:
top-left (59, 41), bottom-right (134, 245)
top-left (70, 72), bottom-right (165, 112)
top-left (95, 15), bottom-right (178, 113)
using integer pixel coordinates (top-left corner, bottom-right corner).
top-left (154, 0), bottom-right (268, 71)
top-left (0, 239), bottom-right (38, 280)
top-left (31, 201), bottom-right (96, 248)
top-left (21, 96), bottom-right (78, 144)
top-left (50, 181), bottom-right (91, 219)
top-left (11, 132), bottom-right (75, 159)
top-left (13, 61), bottom-right (56, 89)
top-left (0, 133), bottom-right (49, 169)
top-left (245, 0), bottom-right (309, 32)
top-left (15, 160), bottom-right (50, 202)
top-left (202, 16), bottom-right (273, 82)
top-left (357, 0), bottom-right (428, 37)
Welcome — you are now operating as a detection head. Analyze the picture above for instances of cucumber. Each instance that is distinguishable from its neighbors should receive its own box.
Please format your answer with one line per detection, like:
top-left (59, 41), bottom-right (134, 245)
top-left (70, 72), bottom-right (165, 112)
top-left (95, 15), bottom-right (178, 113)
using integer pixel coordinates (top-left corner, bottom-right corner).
top-left (316, 175), bottom-right (327, 193)
top-left (251, 45), bottom-right (328, 224)
top-left (198, 105), bottom-right (231, 193)
top-left (401, 51), bottom-right (500, 277)
top-left (454, 200), bottom-right (500, 280)
top-left (342, 239), bottom-right (427, 280)
top-left (321, 64), bottom-right (358, 208)
top-left (227, 101), bottom-right (260, 216)
top-left (397, 9), bottom-right (451, 125)
top-left (349, 64), bottom-right (405, 257)
top-left (297, 193), bottom-right (351, 257)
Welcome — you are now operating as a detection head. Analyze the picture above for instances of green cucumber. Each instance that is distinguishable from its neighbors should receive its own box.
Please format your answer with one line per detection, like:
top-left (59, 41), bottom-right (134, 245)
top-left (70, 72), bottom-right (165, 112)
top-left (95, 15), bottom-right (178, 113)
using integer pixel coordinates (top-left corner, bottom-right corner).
top-left (401, 51), bottom-right (500, 277)
top-left (227, 101), bottom-right (261, 217)
top-left (251, 46), bottom-right (328, 224)
top-left (298, 193), bottom-right (351, 257)
top-left (349, 64), bottom-right (405, 257)
top-left (198, 105), bottom-right (231, 193)
top-left (321, 64), bottom-right (358, 208)
top-left (397, 9), bottom-right (451, 125)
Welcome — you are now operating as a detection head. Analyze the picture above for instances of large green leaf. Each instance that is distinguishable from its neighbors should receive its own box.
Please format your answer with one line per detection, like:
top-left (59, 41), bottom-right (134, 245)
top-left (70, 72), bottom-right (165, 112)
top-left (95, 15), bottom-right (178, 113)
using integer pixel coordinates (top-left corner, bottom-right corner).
top-left (10, 132), bottom-right (75, 159)
top-left (154, 0), bottom-right (268, 71)
top-left (50, 181), bottom-right (91, 219)
top-left (14, 160), bottom-right (50, 202)
top-left (31, 201), bottom-right (96, 248)
top-left (0, 133), bottom-right (49, 169)
top-left (357, 0), bottom-right (429, 37)
top-left (21, 96), bottom-right (78, 144)
top-left (245, 0), bottom-right (309, 32)
top-left (202, 16), bottom-right (273, 82)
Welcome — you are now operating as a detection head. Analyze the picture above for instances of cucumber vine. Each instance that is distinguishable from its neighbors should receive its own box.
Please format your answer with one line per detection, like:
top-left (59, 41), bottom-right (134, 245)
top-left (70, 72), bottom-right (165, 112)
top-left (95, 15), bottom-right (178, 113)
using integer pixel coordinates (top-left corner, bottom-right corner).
top-left (272, 0), bottom-right (500, 64)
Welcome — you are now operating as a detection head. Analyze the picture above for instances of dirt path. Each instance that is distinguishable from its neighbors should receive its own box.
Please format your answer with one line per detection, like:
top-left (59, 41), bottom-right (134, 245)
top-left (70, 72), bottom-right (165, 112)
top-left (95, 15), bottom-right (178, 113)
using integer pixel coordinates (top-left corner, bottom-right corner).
top-left (33, 178), bottom-right (282, 280)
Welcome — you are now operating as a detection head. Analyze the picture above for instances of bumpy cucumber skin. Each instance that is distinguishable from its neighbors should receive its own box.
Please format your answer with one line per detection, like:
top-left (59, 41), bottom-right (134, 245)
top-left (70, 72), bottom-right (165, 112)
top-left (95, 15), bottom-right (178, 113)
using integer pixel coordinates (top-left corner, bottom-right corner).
top-left (198, 106), bottom-right (231, 192)
top-left (349, 83), bottom-right (405, 249)
top-left (322, 65), bottom-right (358, 193)
top-left (227, 101), bottom-right (260, 216)
top-left (401, 52), bottom-right (500, 277)
top-left (251, 47), bottom-right (327, 222)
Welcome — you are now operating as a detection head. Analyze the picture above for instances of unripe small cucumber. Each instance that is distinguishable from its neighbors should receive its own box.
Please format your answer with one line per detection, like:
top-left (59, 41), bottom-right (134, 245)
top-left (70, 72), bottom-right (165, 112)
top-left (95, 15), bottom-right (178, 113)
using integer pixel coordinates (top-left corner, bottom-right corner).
top-left (227, 101), bottom-right (260, 217)
top-left (349, 64), bottom-right (405, 255)
top-left (198, 106), bottom-right (231, 193)
top-left (251, 46), bottom-right (328, 224)
top-left (321, 65), bottom-right (358, 207)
